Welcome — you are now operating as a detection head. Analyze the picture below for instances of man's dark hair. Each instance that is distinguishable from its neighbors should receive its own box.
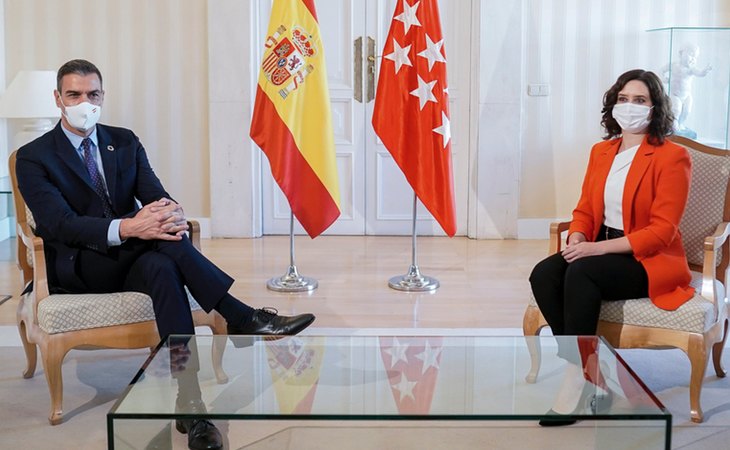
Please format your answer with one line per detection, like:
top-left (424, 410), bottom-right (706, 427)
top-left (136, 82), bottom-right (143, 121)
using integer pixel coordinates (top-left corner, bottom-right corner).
top-left (600, 69), bottom-right (674, 145)
top-left (56, 59), bottom-right (103, 92)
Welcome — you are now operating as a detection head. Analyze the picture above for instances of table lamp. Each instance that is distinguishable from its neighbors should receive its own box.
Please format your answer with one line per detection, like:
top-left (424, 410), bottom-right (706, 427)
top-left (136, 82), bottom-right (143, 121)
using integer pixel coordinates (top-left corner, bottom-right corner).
top-left (0, 70), bottom-right (60, 148)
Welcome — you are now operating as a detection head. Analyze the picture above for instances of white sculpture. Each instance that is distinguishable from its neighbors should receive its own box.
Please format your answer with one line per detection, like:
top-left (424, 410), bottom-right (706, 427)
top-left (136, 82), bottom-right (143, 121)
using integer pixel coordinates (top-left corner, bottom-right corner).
top-left (662, 43), bottom-right (712, 138)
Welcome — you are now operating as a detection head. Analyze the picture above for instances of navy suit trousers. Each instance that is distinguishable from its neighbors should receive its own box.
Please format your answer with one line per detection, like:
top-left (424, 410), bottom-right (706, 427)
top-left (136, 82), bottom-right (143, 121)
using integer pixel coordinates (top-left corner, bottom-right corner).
top-left (74, 235), bottom-right (233, 338)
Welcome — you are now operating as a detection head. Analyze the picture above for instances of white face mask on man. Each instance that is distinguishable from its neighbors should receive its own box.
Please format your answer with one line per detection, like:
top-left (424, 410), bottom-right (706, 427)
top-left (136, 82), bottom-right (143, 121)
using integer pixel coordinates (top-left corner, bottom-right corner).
top-left (59, 99), bottom-right (101, 132)
top-left (611, 103), bottom-right (652, 134)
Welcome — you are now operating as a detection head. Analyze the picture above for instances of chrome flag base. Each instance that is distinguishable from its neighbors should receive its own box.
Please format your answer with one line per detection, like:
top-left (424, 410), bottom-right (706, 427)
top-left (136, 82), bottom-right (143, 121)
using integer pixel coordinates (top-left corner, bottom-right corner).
top-left (388, 193), bottom-right (440, 292)
top-left (388, 265), bottom-right (439, 292)
top-left (266, 211), bottom-right (318, 292)
top-left (267, 264), bottom-right (318, 292)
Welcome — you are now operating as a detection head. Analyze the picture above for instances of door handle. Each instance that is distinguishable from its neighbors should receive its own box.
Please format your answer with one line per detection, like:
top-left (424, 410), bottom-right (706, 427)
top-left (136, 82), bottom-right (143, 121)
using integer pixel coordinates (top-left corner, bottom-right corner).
top-left (354, 37), bottom-right (363, 103)
top-left (366, 36), bottom-right (376, 102)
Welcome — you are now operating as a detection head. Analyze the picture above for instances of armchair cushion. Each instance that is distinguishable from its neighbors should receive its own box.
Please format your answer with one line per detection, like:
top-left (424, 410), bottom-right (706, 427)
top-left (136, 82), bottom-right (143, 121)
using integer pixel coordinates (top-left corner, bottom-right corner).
top-left (529, 271), bottom-right (723, 335)
top-left (36, 290), bottom-right (203, 334)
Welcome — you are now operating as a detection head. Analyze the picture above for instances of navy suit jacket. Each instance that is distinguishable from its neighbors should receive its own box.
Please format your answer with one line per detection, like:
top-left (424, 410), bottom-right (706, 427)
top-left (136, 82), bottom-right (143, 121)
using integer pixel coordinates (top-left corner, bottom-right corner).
top-left (16, 122), bottom-right (170, 291)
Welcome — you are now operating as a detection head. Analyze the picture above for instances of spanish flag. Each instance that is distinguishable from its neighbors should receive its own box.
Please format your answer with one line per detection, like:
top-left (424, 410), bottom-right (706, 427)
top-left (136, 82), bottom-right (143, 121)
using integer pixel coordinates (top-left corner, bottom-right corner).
top-left (250, 0), bottom-right (340, 238)
top-left (266, 337), bottom-right (326, 414)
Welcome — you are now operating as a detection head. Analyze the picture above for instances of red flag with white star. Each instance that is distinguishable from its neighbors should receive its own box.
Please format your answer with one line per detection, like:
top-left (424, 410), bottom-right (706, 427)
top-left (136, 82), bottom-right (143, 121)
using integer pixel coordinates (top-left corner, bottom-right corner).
top-left (379, 336), bottom-right (443, 413)
top-left (372, 0), bottom-right (456, 236)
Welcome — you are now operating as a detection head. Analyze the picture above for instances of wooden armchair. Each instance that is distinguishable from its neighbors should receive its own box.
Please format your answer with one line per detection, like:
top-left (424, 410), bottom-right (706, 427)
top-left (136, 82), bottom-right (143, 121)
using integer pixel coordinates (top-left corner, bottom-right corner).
top-left (523, 136), bottom-right (730, 423)
top-left (10, 151), bottom-right (228, 425)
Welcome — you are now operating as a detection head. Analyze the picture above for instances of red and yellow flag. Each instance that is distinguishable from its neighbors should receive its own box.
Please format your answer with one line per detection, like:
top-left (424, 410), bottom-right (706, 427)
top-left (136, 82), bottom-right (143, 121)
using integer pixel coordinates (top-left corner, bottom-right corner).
top-left (250, 0), bottom-right (340, 238)
top-left (266, 337), bottom-right (325, 414)
top-left (372, 0), bottom-right (456, 236)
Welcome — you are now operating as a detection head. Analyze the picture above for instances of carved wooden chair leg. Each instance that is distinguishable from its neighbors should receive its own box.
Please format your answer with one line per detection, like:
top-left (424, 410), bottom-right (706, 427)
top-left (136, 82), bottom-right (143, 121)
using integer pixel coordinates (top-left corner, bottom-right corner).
top-left (712, 319), bottom-right (728, 378)
top-left (211, 313), bottom-right (229, 384)
top-left (522, 306), bottom-right (544, 383)
top-left (18, 319), bottom-right (37, 378)
top-left (211, 335), bottom-right (229, 384)
top-left (41, 340), bottom-right (70, 425)
top-left (686, 335), bottom-right (710, 423)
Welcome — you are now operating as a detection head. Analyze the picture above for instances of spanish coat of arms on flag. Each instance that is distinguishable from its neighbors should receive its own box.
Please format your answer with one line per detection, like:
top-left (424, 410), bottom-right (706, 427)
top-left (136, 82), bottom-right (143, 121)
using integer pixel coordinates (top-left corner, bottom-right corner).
top-left (251, 0), bottom-right (340, 238)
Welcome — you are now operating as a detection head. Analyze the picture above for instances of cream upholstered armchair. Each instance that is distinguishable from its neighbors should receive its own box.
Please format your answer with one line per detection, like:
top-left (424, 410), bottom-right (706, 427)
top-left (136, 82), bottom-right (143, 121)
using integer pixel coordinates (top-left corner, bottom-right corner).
top-left (523, 136), bottom-right (730, 423)
top-left (10, 151), bottom-right (228, 425)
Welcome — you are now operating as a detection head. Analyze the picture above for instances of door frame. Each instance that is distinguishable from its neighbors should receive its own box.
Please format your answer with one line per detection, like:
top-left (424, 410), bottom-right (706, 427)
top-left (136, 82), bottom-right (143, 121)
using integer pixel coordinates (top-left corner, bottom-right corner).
top-left (207, 0), bottom-right (523, 239)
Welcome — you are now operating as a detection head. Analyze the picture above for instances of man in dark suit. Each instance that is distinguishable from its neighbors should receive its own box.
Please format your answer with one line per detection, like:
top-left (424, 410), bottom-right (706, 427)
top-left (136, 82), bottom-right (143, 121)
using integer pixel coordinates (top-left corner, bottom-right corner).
top-left (16, 59), bottom-right (315, 450)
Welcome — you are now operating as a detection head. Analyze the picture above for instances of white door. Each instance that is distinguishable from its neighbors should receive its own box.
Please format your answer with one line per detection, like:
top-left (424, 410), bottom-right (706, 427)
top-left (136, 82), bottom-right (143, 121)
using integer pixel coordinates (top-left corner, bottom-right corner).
top-left (260, 0), bottom-right (471, 236)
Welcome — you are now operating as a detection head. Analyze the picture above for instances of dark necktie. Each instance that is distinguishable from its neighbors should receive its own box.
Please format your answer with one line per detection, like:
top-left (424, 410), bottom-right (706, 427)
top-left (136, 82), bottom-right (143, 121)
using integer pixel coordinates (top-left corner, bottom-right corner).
top-left (81, 138), bottom-right (114, 218)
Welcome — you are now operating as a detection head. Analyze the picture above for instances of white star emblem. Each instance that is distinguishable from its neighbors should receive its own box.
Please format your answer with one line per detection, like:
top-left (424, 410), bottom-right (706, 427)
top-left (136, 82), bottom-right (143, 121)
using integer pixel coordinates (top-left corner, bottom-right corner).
top-left (410, 75), bottom-right (438, 110)
top-left (384, 337), bottom-right (410, 368)
top-left (384, 38), bottom-right (413, 75)
top-left (432, 111), bottom-right (451, 148)
top-left (392, 373), bottom-right (418, 402)
top-left (395, 0), bottom-right (422, 35)
top-left (414, 341), bottom-right (442, 374)
top-left (417, 34), bottom-right (446, 71)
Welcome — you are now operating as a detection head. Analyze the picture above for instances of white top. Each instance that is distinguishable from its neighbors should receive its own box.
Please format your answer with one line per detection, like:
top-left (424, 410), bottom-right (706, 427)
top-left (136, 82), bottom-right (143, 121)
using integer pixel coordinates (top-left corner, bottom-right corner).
top-left (603, 144), bottom-right (640, 230)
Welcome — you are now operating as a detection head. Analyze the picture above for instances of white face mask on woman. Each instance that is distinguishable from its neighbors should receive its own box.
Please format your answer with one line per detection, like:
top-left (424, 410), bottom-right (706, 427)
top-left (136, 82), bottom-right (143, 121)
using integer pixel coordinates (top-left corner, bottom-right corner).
top-left (60, 100), bottom-right (101, 132)
top-left (611, 103), bottom-right (653, 134)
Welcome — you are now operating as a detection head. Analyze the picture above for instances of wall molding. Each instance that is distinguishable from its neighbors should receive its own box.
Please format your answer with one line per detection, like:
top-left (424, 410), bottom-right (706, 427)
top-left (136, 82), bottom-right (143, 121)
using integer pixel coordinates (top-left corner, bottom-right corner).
top-left (517, 217), bottom-right (570, 239)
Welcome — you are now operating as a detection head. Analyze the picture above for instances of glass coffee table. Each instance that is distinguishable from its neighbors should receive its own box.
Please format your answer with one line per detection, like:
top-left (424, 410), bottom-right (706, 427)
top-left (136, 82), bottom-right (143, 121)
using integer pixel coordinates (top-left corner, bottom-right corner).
top-left (108, 335), bottom-right (671, 449)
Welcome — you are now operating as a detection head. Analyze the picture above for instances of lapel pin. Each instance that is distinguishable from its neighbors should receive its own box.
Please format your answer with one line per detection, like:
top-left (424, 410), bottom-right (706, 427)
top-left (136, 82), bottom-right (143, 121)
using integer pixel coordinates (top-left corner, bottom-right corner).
top-left (107, 145), bottom-right (114, 152)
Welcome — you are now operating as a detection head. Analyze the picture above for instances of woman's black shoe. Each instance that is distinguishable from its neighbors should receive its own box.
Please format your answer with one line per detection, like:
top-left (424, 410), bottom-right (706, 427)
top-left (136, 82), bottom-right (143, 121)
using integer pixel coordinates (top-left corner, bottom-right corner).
top-left (539, 383), bottom-right (613, 427)
top-left (538, 409), bottom-right (578, 427)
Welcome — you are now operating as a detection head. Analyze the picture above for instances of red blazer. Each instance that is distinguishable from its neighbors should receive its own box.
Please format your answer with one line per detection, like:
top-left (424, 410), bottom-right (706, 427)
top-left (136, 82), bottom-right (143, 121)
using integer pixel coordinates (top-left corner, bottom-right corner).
top-left (568, 137), bottom-right (694, 310)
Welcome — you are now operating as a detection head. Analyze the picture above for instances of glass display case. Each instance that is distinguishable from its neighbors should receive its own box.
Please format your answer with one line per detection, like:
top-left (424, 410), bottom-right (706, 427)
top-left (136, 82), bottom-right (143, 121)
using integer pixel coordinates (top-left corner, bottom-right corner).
top-left (647, 27), bottom-right (730, 149)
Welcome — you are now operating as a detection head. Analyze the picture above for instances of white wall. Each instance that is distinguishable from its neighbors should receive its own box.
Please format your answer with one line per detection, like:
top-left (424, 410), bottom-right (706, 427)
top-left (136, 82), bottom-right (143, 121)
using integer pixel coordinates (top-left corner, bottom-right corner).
top-left (0, 0), bottom-right (9, 241)
top-left (518, 0), bottom-right (729, 238)
top-left (3, 0), bottom-right (729, 239)
top-left (471, 0), bottom-right (524, 238)
top-left (3, 0), bottom-right (210, 219)
top-left (207, 0), bottom-right (261, 238)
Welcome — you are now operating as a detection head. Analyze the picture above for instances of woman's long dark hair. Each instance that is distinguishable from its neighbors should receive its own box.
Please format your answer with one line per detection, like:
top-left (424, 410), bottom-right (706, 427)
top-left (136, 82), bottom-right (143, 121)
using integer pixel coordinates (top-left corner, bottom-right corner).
top-left (600, 69), bottom-right (675, 145)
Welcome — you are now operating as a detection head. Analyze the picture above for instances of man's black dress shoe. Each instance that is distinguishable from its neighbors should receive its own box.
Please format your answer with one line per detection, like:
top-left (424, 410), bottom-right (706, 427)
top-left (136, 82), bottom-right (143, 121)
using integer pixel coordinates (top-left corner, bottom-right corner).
top-left (175, 418), bottom-right (223, 450)
top-left (175, 399), bottom-right (223, 450)
top-left (227, 307), bottom-right (315, 336)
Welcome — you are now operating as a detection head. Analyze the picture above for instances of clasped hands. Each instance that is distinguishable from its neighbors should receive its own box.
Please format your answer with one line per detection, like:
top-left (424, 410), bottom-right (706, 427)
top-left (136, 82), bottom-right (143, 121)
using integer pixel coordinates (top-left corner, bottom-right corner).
top-left (119, 198), bottom-right (188, 241)
top-left (562, 233), bottom-right (604, 263)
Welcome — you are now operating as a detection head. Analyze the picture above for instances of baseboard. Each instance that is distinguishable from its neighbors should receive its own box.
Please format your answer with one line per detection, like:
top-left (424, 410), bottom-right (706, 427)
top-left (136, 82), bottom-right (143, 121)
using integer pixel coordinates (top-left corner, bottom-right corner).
top-left (517, 218), bottom-right (569, 239)
top-left (188, 217), bottom-right (211, 239)
top-left (194, 218), bottom-right (562, 240)
top-left (0, 216), bottom-right (14, 241)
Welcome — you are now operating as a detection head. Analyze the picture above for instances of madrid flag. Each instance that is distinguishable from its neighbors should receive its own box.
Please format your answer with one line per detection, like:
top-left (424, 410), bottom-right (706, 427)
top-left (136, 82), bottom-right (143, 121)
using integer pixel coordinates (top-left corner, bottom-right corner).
top-left (372, 0), bottom-right (456, 236)
top-left (250, 0), bottom-right (340, 238)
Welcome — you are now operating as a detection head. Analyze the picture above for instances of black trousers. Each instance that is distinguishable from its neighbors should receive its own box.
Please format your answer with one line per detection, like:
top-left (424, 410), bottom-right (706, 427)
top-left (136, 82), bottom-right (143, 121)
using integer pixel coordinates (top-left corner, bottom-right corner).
top-left (74, 235), bottom-right (234, 338)
top-left (529, 250), bottom-right (648, 336)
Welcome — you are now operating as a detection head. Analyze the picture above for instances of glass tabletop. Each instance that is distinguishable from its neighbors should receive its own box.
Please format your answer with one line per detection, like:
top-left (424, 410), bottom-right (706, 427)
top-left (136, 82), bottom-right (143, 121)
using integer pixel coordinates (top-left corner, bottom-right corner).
top-left (109, 335), bottom-right (669, 422)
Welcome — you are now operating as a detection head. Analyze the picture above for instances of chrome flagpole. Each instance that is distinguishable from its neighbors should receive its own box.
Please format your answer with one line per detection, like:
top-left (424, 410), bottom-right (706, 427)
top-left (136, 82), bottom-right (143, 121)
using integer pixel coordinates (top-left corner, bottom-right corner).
top-left (266, 211), bottom-right (318, 292)
top-left (388, 192), bottom-right (439, 291)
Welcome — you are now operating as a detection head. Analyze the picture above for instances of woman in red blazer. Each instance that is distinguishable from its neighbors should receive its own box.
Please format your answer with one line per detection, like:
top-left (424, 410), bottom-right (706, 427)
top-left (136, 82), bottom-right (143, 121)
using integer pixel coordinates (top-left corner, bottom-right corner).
top-left (530, 69), bottom-right (694, 425)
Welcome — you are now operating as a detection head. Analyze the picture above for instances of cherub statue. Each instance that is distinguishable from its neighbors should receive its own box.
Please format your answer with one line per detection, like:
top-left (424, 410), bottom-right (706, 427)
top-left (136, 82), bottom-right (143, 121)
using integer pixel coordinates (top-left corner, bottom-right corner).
top-left (661, 43), bottom-right (712, 138)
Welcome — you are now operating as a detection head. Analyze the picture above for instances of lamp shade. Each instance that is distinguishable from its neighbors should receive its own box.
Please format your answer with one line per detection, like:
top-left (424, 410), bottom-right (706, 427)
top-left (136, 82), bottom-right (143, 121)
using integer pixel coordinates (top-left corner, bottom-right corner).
top-left (0, 70), bottom-right (61, 119)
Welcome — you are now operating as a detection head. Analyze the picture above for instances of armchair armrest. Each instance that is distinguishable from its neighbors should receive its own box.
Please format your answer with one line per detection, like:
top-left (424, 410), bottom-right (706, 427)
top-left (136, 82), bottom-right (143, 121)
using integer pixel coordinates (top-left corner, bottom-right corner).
top-left (16, 221), bottom-right (50, 323)
top-left (703, 221), bottom-right (730, 314)
top-left (549, 221), bottom-right (571, 254)
top-left (187, 219), bottom-right (201, 251)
